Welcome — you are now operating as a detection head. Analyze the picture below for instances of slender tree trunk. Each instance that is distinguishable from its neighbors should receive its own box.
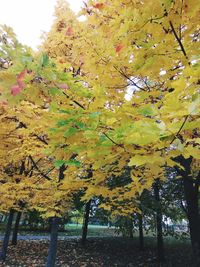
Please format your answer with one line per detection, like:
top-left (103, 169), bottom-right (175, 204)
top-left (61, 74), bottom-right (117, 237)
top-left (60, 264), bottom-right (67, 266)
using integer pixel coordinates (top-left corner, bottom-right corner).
top-left (129, 219), bottom-right (133, 238)
top-left (153, 181), bottom-right (165, 263)
top-left (46, 217), bottom-right (59, 267)
top-left (128, 218), bottom-right (133, 238)
top-left (178, 156), bottom-right (200, 266)
top-left (11, 212), bottom-right (22, 246)
top-left (81, 199), bottom-right (91, 245)
top-left (0, 209), bottom-right (15, 261)
top-left (183, 177), bottom-right (200, 266)
top-left (138, 214), bottom-right (144, 250)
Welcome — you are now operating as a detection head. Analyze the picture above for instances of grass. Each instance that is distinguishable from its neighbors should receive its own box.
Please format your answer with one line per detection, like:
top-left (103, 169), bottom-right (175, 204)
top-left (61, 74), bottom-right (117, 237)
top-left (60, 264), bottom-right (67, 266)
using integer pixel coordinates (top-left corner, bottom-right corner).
top-left (0, 223), bottom-right (118, 237)
top-left (63, 223), bottom-right (117, 237)
top-left (0, 223), bottom-right (190, 241)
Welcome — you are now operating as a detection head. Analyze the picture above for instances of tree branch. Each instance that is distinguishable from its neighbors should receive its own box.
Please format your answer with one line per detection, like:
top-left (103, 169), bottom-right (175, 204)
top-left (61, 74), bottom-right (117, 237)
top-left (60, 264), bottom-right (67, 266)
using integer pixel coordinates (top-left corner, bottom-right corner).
top-left (29, 156), bottom-right (51, 181)
top-left (62, 91), bottom-right (85, 110)
top-left (170, 115), bottom-right (189, 144)
top-left (169, 21), bottom-right (187, 58)
top-left (32, 134), bottom-right (48, 145)
top-left (114, 66), bottom-right (146, 91)
top-left (103, 132), bottom-right (123, 148)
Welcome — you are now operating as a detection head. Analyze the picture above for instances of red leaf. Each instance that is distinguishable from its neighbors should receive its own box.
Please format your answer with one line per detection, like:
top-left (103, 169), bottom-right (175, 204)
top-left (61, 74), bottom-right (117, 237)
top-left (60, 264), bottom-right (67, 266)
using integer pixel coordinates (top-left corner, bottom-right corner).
top-left (65, 27), bottom-right (74, 36)
top-left (93, 3), bottom-right (104, 9)
top-left (17, 69), bottom-right (26, 80)
top-left (17, 79), bottom-right (25, 89)
top-left (11, 85), bottom-right (22, 96)
top-left (16, 69), bottom-right (26, 90)
top-left (115, 43), bottom-right (124, 53)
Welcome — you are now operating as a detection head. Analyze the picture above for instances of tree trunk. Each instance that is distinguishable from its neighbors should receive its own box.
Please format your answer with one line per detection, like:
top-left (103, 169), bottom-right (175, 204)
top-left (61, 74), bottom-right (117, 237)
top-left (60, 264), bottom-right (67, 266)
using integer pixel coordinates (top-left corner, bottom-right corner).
top-left (11, 212), bottom-right (22, 246)
top-left (128, 218), bottom-right (133, 238)
top-left (153, 181), bottom-right (165, 263)
top-left (178, 156), bottom-right (200, 266)
top-left (183, 177), bottom-right (200, 265)
top-left (129, 219), bottom-right (133, 238)
top-left (138, 214), bottom-right (144, 250)
top-left (46, 217), bottom-right (59, 267)
top-left (81, 199), bottom-right (91, 245)
top-left (0, 209), bottom-right (15, 261)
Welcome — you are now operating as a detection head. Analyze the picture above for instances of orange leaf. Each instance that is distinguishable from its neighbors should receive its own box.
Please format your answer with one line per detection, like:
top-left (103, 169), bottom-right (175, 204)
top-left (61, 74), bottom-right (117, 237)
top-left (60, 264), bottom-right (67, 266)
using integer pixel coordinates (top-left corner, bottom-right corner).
top-left (93, 3), bottom-right (104, 10)
top-left (115, 43), bottom-right (124, 53)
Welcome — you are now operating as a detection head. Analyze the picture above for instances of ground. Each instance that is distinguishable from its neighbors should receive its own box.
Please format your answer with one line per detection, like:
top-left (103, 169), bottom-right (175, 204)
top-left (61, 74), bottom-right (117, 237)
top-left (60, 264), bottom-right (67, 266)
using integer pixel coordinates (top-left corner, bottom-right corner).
top-left (0, 237), bottom-right (194, 267)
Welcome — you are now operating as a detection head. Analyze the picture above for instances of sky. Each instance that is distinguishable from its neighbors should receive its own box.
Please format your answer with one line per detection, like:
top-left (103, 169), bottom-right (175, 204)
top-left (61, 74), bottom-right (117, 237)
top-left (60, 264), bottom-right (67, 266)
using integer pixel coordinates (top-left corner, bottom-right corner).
top-left (0, 0), bottom-right (84, 50)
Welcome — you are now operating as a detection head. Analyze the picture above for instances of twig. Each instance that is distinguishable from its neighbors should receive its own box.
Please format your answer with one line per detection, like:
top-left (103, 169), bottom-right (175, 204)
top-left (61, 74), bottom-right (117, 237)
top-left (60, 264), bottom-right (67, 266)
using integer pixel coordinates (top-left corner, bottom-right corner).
top-left (29, 155), bottom-right (51, 181)
top-left (103, 132), bottom-right (123, 148)
top-left (114, 66), bottom-right (145, 91)
top-left (170, 115), bottom-right (189, 144)
top-left (33, 134), bottom-right (48, 145)
top-left (169, 21), bottom-right (187, 58)
top-left (62, 91), bottom-right (85, 110)
top-left (26, 158), bottom-right (42, 176)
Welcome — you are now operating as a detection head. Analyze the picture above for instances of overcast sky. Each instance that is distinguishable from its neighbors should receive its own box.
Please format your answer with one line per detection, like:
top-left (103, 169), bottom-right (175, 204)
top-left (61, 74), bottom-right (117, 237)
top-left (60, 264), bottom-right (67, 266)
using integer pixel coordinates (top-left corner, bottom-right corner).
top-left (0, 0), bottom-right (84, 50)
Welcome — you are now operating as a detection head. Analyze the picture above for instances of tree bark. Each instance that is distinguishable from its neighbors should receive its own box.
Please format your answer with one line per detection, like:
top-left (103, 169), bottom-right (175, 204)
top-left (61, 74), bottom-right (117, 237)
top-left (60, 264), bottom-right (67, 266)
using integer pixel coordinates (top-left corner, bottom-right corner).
top-left (11, 212), bottom-right (22, 246)
top-left (153, 181), bottom-right (165, 263)
top-left (81, 199), bottom-right (91, 245)
top-left (178, 156), bottom-right (200, 266)
top-left (46, 217), bottom-right (59, 267)
top-left (128, 218), bottom-right (133, 238)
top-left (0, 209), bottom-right (15, 261)
top-left (138, 214), bottom-right (144, 250)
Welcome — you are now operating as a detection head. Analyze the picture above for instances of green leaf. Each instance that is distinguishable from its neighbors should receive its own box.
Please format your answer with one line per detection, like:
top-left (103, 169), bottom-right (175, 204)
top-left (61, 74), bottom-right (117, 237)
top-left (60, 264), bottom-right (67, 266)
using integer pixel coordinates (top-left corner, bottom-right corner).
top-left (54, 160), bottom-right (65, 168)
top-left (59, 109), bottom-right (71, 114)
top-left (40, 53), bottom-right (49, 67)
top-left (65, 160), bottom-right (81, 167)
top-left (139, 104), bottom-right (157, 116)
top-left (63, 127), bottom-right (78, 137)
top-left (76, 121), bottom-right (87, 130)
top-left (54, 159), bottom-right (81, 168)
top-left (49, 87), bottom-right (59, 96)
top-left (89, 111), bottom-right (101, 118)
top-left (57, 119), bottom-right (72, 127)
top-left (99, 134), bottom-right (107, 141)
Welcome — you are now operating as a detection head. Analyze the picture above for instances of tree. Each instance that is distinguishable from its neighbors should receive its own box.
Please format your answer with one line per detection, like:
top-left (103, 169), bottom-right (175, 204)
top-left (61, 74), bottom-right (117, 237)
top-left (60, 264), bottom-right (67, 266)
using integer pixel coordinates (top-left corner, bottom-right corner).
top-left (11, 212), bottom-right (22, 245)
top-left (0, 0), bottom-right (199, 265)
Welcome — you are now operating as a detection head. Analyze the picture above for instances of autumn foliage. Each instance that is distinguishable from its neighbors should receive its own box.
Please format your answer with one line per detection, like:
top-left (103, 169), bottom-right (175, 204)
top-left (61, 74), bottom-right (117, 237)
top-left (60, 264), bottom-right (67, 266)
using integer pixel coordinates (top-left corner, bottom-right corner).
top-left (0, 0), bottom-right (199, 265)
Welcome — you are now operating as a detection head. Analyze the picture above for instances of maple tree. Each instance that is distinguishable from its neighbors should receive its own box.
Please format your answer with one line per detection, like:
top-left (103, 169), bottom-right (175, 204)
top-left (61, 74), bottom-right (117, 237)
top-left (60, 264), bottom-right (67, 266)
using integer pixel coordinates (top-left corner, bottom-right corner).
top-left (0, 0), bottom-right (199, 266)
top-left (42, 0), bottom-right (200, 263)
top-left (43, 0), bottom-right (199, 207)
top-left (0, 25), bottom-right (84, 263)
